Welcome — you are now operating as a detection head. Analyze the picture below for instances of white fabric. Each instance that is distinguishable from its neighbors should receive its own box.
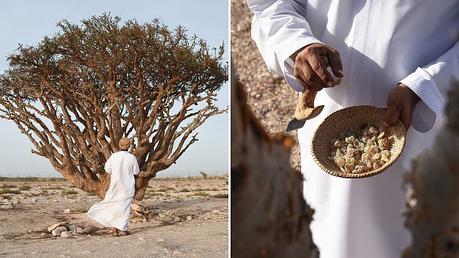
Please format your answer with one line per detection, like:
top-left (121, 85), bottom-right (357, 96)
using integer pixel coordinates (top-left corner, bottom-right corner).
top-left (248, 1), bottom-right (459, 258)
top-left (87, 151), bottom-right (140, 231)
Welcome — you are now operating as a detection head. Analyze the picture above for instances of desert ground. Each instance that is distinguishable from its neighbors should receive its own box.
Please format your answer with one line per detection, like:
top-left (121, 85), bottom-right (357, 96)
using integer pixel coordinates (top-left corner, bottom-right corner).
top-left (231, 0), bottom-right (301, 170)
top-left (0, 176), bottom-right (228, 258)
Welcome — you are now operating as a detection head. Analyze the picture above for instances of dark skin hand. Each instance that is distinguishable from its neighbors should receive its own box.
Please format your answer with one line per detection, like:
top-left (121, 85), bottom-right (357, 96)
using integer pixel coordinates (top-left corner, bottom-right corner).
top-left (292, 43), bottom-right (420, 130)
top-left (383, 83), bottom-right (420, 130)
top-left (291, 43), bottom-right (344, 91)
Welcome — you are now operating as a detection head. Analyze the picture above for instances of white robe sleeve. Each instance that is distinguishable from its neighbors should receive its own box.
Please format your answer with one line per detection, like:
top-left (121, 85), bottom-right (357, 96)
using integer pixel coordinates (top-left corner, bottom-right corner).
top-left (104, 155), bottom-right (113, 174)
top-left (400, 41), bottom-right (459, 132)
top-left (248, 0), bottom-right (322, 92)
top-left (132, 157), bottom-right (140, 175)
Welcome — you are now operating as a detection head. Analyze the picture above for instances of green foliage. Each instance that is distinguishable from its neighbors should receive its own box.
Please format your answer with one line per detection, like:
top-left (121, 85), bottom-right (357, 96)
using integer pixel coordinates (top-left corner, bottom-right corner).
top-left (193, 191), bottom-right (209, 197)
top-left (61, 189), bottom-right (79, 196)
top-left (212, 193), bottom-right (228, 198)
top-left (0, 14), bottom-right (228, 197)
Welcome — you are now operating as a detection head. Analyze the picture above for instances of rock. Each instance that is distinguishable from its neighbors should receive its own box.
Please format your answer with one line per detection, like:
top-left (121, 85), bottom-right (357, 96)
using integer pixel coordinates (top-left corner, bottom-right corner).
top-left (137, 237), bottom-right (145, 241)
top-left (51, 229), bottom-right (60, 236)
top-left (51, 226), bottom-right (68, 237)
top-left (260, 107), bottom-right (269, 116)
top-left (63, 208), bottom-right (71, 213)
top-left (173, 250), bottom-right (182, 255)
top-left (211, 209), bottom-right (220, 214)
top-left (157, 238), bottom-right (164, 243)
top-left (81, 227), bottom-right (92, 234)
top-left (131, 202), bottom-right (149, 216)
top-left (76, 227), bottom-right (84, 234)
top-left (131, 217), bottom-right (144, 223)
top-left (60, 231), bottom-right (72, 238)
top-left (48, 222), bottom-right (66, 233)
top-left (67, 224), bottom-right (78, 233)
top-left (131, 203), bottom-right (141, 211)
top-left (159, 213), bottom-right (166, 218)
top-left (186, 216), bottom-right (192, 221)
top-left (0, 204), bottom-right (13, 209)
top-left (30, 198), bottom-right (37, 203)
top-left (30, 190), bottom-right (40, 195)
top-left (174, 216), bottom-right (181, 222)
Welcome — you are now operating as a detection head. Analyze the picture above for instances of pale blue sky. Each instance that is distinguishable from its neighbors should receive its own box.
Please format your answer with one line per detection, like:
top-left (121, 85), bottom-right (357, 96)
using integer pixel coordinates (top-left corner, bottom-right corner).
top-left (0, 0), bottom-right (228, 177)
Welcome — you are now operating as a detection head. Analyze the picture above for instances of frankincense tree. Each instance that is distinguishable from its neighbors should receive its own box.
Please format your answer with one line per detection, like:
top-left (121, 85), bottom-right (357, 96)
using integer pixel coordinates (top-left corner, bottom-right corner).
top-left (0, 14), bottom-right (227, 200)
top-left (403, 84), bottom-right (459, 258)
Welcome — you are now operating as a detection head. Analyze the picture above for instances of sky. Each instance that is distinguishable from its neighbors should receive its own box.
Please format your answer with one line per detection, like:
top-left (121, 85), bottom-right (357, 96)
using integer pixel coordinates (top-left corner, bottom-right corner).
top-left (0, 0), bottom-right (229, 177)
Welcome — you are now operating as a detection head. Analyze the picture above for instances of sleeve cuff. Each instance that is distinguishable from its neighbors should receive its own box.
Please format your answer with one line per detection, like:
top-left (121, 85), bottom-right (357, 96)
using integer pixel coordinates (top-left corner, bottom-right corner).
top-left (278, 37), bottom-right (322, 92)
top-left (400, 67), bottom-right (444, 132)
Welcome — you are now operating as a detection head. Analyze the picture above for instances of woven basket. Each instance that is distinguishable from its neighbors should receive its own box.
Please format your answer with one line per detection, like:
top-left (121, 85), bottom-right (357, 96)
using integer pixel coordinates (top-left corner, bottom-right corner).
top-left (311, 106), bottom-right (406, 178)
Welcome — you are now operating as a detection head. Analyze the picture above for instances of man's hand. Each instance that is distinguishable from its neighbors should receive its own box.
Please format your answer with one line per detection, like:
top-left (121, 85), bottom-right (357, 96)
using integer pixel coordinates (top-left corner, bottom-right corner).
top-left (291, 43), bottom-right (343, 91)
top-left (383, 83), bottom-right (420, 130)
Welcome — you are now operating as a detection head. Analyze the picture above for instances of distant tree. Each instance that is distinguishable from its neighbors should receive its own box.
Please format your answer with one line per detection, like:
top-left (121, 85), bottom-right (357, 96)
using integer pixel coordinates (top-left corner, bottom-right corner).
top-left (200, 171), bottom-right (208, 179)
top-left (0, 14), bottom-right (227, 200)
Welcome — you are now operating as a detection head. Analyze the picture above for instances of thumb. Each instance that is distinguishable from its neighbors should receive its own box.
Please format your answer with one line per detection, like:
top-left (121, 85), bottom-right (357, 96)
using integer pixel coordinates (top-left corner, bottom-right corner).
top-left (384, 105), bottom-right (401, 128)
top-left (327, 50), bottom-right (343, 79)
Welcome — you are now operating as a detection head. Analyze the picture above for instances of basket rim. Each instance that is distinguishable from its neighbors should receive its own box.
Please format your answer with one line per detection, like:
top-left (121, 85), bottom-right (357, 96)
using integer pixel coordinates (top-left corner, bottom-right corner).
top-left (310, 105), bottom-right (406, 179)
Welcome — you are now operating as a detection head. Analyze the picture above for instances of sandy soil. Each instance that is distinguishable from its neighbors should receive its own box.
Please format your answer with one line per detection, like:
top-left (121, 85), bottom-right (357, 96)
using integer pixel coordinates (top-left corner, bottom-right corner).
top-left (0, 177), bottom-right (228, 257)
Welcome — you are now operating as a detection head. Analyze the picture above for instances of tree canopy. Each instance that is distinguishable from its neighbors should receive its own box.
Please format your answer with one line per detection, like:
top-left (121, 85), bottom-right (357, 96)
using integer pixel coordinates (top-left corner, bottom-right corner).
top-left (0, 14), bottom-right (228, 199)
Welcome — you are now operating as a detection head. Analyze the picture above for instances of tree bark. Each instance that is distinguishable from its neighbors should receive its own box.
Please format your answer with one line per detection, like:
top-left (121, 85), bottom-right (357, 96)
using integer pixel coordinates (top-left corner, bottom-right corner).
top-left (134, 176), bottom-right (152, 201)
top-left (59, 168), bottom-right (110, 199)
top-left (231, 78), bottom-right (318, 258)
top-left (403, 85), bottom-right (459, 258)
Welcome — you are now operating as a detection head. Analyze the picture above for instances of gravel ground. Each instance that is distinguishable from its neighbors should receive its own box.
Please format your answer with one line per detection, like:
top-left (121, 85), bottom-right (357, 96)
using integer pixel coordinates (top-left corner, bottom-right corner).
top-left (231, 0), bottom-right (301, 169)
top-left (0, 178), bottom-right (228, 258)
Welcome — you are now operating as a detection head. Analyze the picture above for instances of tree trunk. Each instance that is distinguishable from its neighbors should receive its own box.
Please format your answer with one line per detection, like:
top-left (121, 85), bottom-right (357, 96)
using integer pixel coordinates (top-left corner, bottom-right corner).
top-left (62, 169), bottom-right (110, 199)
top-left (97, 174), bottom-right (111, 198)
top-left (231, 78), bottom-right (319, 258)
top-left (403, 85), bottom-right (459, 258)
top-left (68, 170), bottom-right (152, 201)
top-left (134, 176), bottom-right (152, 201)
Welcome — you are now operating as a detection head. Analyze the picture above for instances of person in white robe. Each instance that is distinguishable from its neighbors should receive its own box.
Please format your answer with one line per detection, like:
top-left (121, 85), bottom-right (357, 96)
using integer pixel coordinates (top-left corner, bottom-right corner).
top-left (87, 137), bottom-right (140, 236)
top-left (248, 1), bottom-right (459, 257)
